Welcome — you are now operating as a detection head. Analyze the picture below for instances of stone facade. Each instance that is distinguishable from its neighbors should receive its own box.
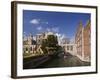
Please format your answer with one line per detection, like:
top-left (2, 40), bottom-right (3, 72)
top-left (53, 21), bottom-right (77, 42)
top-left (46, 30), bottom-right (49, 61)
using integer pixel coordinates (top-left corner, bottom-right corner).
top-left (75, 21), bottom-right (84, 60)
top-left (23, 32), bottom-right (55, 56)
top-left (23, 34), bottom-right (36, 54)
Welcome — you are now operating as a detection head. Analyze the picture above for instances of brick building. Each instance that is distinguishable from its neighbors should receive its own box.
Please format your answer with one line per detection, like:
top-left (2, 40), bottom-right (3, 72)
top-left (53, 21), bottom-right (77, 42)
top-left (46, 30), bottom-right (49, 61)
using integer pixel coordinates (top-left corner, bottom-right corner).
top-left (75, 20), bottom-right (91, 62)
top-left (83, 20), bottom-right (91, 62)
top-left (75, 21), bottom-right (84, 60)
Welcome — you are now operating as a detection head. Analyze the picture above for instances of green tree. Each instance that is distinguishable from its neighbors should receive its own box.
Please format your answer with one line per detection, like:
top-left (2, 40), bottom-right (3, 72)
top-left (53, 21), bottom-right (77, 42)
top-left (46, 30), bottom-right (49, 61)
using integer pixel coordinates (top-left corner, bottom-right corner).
top-left (41, 34), bottom-right (62, 55)
top-left (41, 39), bottom-right (48, 54)
top-left (47, 35), bottom-right (58, 47)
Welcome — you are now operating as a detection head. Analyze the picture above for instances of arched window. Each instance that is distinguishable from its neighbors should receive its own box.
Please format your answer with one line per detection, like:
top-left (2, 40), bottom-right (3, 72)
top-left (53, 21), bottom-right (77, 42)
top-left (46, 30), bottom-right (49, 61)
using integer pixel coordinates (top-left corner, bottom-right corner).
top-left (67, 46), bottom-right (69, 50)
top-left (26, 47), bottom-right (28, 51)
top-left (30, 47), bottom-right (32, 51)
top-left (70, 46), bottom-right (73, 51)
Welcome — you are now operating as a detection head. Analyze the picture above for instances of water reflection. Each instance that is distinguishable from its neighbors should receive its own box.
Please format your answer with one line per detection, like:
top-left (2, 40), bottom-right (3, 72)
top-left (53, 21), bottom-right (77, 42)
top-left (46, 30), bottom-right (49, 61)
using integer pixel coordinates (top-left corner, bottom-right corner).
top-left (37, 52), bottom-right (90, 68)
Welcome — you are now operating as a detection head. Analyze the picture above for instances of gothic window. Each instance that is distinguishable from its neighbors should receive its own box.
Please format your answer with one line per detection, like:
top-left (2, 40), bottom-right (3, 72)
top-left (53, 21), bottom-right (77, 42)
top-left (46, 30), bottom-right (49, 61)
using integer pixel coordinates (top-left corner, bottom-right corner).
top-left (67, 46), bottom-right (69, 50)
top-left (30, 47), bottom-right (32, 51)
top-left (26, 47), bottom-right (28, 51)
top-left (70, 46), bottom-right (73, 51)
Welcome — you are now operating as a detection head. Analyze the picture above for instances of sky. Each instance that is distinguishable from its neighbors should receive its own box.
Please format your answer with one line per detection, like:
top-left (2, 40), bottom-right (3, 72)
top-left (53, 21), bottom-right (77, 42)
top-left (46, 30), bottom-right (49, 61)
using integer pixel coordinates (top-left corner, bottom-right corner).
top-left (23, 10), bottom-right (90, 39)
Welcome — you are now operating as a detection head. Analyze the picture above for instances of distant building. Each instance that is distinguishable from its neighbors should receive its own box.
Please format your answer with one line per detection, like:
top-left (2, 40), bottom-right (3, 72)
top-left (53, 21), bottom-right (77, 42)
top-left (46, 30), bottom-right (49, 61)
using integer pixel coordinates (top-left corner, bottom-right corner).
top-left (61, 38), bottom-right (70, 44)
top-left (75, 20), bottom-right (91, 62)
top-left (61, 38), bottom-right (76, 55)
top-left (36, 33), bottom-right (44, 45)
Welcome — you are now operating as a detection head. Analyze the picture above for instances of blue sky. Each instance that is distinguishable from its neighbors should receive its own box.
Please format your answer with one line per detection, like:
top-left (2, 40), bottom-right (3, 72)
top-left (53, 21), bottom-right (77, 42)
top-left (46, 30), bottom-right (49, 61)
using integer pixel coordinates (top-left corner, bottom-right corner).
top-left (23, 10), bottom-right (90, 39)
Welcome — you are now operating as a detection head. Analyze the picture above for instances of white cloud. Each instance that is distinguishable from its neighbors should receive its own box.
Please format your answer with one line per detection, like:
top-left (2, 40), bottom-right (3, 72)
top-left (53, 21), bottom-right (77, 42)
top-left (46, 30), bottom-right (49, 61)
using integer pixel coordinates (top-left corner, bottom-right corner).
top-left (37, 26), bottom-right (42, 31)
top-left (52, 27), bottom-right (59, 32)
top-left (55, 33), bottom-right (66, 40)
top-left (60, 34), bottom-right (66, 39)
top-left (41, 21), bottom-right (49, 25)
top-left (55, 33), bottom-right (61, 37)
top-left (30, 19), bottom-right (49, 26)
top-left (46, 27), bottom-right (59, 32)
top-left (70, 36), bottom-right (75, 43)
top-left (46, 28), bottom-right (51, 32)
top-left (45, 22), bottom-right (49, 24)
top-left (30, 19), bottom-right (40, 25)
top-left (23, 32), bottom-right (26, 34)
top-left (23, 32), bottom-right (27, 39)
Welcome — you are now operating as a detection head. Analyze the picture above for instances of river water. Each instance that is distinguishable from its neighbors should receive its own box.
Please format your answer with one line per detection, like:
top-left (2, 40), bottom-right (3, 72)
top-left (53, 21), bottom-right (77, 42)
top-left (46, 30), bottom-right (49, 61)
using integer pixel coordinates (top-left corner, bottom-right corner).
top-left (36, 53), bottom-right (90, 68)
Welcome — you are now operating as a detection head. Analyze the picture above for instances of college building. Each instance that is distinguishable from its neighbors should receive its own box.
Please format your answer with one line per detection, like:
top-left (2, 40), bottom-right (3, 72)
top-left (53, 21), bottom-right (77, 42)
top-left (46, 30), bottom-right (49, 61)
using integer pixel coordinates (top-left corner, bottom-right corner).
top-left (23, 34), bottom-right (36, 54)
top-left (75, 20), bottom-right (91, 62)
top-left (23, 31), bottom-right (56, 56)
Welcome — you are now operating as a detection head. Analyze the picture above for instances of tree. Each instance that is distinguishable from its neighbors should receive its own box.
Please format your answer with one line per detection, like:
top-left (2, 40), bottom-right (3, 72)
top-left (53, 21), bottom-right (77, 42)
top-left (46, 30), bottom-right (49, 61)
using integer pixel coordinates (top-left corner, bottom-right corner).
top-left (41, 39), bottom-right (48, 54)
top-left (47, 35), bottom-right (58, 47)
top-left (41, 34), bottom-right (63, 56)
